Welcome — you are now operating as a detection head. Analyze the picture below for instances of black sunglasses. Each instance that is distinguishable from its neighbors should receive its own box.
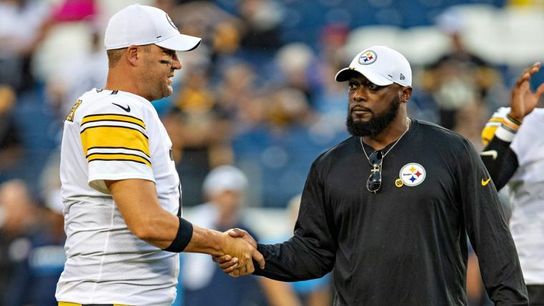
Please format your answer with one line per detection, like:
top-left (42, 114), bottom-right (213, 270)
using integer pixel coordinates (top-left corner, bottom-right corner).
top-left (367, 150), bottom-right (383, 193)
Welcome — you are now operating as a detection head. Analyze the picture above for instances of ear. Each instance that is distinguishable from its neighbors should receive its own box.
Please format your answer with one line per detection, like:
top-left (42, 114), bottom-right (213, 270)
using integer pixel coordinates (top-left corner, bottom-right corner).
top-left (125, 46), bottom-right (139, 66)
top-left (400, 87), bottom-right (412, 103)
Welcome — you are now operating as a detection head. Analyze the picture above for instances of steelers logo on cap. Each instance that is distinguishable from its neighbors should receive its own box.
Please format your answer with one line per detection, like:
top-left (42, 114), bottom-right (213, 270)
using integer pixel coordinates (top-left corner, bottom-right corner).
top-left (358, 50), bottom-right (377, 65)
top-left (399, 163), bottom-right (426, 187)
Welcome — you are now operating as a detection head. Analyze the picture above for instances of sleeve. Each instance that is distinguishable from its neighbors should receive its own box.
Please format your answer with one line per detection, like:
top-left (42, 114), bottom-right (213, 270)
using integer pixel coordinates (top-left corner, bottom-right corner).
top-left (78, 99), bottom-right (154, 194)
top-left (481, 135), bottom-right (519, 191)
top-left (458, 139), bottom-right (528, 305)
top-left (253, 162), bottom-right (336, 281)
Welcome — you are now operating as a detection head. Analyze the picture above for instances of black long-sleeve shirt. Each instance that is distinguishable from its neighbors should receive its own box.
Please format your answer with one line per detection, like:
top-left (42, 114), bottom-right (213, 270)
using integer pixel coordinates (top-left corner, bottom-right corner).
top-left (254, 120), bottom-right (528, 306)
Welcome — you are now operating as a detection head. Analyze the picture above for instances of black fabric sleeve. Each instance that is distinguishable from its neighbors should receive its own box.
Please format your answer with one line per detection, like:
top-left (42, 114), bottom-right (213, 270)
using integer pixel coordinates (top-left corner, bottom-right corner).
top-left (253, 162), bottom-right (336, 281)
top-left (458, 139), bottom-right (528, 305)
top-left (481, 136), bottom-right (519, 190)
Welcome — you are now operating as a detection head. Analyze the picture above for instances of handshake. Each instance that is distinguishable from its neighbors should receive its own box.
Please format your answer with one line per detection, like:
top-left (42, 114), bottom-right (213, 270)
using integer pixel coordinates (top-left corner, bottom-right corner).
top-left (214, 228), bottom-right (265, 277)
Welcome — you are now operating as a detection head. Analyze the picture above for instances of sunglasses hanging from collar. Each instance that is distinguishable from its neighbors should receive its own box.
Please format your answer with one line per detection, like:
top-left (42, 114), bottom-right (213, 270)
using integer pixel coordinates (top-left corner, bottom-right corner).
top-left (360, 119), bottom-right (410, 193)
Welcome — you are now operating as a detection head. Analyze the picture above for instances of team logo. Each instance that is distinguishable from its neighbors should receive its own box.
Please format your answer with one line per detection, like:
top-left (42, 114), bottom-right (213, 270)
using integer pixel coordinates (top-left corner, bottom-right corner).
top-left (66, 99), bottom-right (82, 122)
top-left (399, 163), bottom-right (426, 187)
top-left (358, 50), bottom-right (377, 65)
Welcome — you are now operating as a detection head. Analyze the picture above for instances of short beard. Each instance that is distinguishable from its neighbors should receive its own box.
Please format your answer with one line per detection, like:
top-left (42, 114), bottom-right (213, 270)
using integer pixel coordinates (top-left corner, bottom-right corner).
top-left (346, 96), bottom-right (400, 137)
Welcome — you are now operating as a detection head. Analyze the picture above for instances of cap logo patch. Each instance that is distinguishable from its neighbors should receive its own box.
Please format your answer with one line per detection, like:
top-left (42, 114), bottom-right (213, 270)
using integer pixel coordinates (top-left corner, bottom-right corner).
top-left (400, 73), bottom-right (406, 80)
top-left (166, 13), bottom-right (178, 30)
top-left (358, 50), bottom-right (377, 65)
top-left (399, 163), bottom-right (426, 187)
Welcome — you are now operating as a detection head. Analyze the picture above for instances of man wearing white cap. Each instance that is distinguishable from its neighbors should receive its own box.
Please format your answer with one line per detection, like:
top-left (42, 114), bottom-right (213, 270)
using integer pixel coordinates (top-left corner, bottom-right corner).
top-left (221, 46), bottom-right (528, 305)
top-left (55, 4), bottom-right (263, 306)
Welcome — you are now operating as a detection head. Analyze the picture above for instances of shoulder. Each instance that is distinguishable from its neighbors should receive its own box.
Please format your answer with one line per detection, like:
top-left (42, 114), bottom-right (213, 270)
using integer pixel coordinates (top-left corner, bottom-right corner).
top-left (314, 136), bottom-right (356, 164)
top-left (414, 119), bottom-right (467, 143)
top-left (71, 89), bottom-right (152, 125)
top-left (524, 108), bottom-right (544, 124)
top-left (412, 119), bottom-right (476, 156)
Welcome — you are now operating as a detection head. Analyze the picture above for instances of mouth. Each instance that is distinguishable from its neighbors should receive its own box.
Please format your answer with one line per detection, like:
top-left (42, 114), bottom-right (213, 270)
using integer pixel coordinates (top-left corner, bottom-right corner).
top-left (351, 106), bottom-right (372, 117)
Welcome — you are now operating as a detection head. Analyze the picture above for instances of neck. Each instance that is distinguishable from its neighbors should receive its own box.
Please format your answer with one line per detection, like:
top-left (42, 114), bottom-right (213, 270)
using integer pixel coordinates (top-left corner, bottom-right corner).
top-left (105, 69), bottom-right (147, 100)
top-left (362, 115), bottom-right (411, 150)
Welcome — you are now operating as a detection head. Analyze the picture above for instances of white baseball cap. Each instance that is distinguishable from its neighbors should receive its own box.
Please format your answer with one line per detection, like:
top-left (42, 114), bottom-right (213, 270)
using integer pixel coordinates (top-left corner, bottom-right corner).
top-left (335, 45), bottom-right (412, 87)
top-left (203, 165), bottom-right (248, 196)
top-left (104, 4), bottom-right (201, 51)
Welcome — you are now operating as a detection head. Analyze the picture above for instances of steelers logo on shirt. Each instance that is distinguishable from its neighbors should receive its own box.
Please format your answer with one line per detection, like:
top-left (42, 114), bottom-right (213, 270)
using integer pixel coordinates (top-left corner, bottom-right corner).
top-left (399, 163), bottom-right (426, 187)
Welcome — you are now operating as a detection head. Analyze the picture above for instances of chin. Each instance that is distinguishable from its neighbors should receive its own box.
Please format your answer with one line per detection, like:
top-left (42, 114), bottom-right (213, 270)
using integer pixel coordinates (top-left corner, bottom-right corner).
top-left (352, 116), bottom-right (370, 123)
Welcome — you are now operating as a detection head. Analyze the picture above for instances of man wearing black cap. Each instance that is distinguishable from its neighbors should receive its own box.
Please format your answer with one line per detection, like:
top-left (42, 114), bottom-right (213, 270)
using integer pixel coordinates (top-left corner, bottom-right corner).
top-left (221, 45), bottom-right (528, 305)
top-left (55, 4), bottom-right (263, 305)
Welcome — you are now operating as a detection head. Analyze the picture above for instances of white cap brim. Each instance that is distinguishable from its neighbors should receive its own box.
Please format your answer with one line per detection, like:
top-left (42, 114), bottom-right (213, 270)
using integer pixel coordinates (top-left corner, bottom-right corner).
top-left (156, 33), bottom-right (201, 52)
top-left (335, 67), bottom-right (393, 86)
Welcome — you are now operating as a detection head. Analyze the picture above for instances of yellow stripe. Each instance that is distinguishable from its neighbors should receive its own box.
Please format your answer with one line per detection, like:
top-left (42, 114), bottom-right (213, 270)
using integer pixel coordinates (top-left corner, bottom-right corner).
top-left (87, 153), bottom-right (151, 166)
top-left (488, 117), bottom-right (505, 123)
top-left (80, 126), bottom-right (150, 157)
top-left (82, 114), bottom-right (145, 129)
top-left (58, 302), bottom-right (128, 306)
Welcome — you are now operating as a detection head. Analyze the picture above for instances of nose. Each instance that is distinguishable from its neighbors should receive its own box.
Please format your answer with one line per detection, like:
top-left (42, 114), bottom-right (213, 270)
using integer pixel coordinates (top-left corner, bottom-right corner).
top-left (350, 87), bottom-right (368, 103)
top-left (170, 53), bottom-right (181, 70)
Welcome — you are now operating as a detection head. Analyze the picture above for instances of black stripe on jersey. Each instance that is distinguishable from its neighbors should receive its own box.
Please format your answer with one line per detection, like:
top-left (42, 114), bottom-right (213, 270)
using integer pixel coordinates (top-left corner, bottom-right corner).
top-left (87, 146), bottom-right (151, 158)
top-left (87, 158), bottom-right (148, 165)
top-left (86, 152), bottom-right (151, 164)
top-left (111, 90), bottom-right (118, 95)
top-left (82, 113), bottom-right (145, 128)
top-left (80, 125), bottom-right (149, 139)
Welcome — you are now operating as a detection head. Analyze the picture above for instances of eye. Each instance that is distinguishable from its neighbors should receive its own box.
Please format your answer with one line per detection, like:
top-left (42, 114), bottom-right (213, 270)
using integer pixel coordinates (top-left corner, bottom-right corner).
top-left (348, 82), bottom-right (359, 91)
top-left (365, 81), bottom-right (379, 90)
top-left (367, 83), bottom-right (378, 90)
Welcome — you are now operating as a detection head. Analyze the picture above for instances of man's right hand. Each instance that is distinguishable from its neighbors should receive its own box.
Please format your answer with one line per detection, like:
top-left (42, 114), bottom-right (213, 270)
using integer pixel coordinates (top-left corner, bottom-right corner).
top-left (219, 231), bottom-right (265, 277)
top-left (215, 229), bottom-right (265, 277)
top-left (509, 62), bottom-right (544, 122)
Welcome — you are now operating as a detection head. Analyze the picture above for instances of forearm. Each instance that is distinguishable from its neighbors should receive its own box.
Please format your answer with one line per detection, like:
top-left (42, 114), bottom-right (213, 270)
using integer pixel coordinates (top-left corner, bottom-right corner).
top-left (481, 126), bottom-right (519, 190)
top-left (183, 224), bottom-right (224, 256)
top-left (108, 179), bottom-right (181, 248)
top-left (254, 238), bottom-right (334, 281)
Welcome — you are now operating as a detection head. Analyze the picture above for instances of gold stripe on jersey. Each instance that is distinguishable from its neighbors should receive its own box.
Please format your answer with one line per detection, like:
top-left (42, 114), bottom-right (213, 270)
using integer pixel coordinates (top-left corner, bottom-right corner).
top-left (80, 126), bottom-right (150, 161)
top-left (487, 117), bottom-right (505, 123)
top-left (81, 114), bottom-right (145, 129)
top-left (87, 153), bottom-right (151, 166)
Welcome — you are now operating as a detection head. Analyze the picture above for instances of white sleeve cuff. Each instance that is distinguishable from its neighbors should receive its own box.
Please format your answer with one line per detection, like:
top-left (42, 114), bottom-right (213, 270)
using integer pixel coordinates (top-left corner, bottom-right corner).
top-left (495, 125), bottom-right (516, 142)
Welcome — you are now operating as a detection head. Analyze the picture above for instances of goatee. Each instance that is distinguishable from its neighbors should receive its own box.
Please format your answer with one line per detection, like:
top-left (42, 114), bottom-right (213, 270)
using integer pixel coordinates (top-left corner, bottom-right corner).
top-left (346, 96), bottom-right (400, 137)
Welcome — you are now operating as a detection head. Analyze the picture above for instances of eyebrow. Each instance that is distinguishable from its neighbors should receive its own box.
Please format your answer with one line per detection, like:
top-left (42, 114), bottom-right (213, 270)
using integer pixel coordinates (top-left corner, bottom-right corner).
top-left (158, 46), bottom-right (176, 55)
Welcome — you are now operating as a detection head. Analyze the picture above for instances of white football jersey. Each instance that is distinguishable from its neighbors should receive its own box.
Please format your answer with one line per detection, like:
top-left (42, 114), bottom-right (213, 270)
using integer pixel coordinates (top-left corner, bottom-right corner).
top-left (56, 89), bottom-right (181, 305)
top-left (508, 108), bottom-right (544, 285)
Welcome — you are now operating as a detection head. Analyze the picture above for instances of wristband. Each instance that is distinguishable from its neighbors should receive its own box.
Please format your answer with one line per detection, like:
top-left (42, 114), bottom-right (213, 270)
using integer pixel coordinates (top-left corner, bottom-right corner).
top-left (506, 113), bottom-right (522, 126)
top-left (164, 217), bottom-right (193, 253)
top-left (501, 115), bottom-right (520, 132)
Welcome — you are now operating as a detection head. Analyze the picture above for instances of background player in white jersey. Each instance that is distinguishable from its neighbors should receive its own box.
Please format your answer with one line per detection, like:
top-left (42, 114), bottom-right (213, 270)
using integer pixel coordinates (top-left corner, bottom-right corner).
top-left (480, 62), bottom-right (544, 306)
top-left (55, 4), bottom-right (264, 306)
